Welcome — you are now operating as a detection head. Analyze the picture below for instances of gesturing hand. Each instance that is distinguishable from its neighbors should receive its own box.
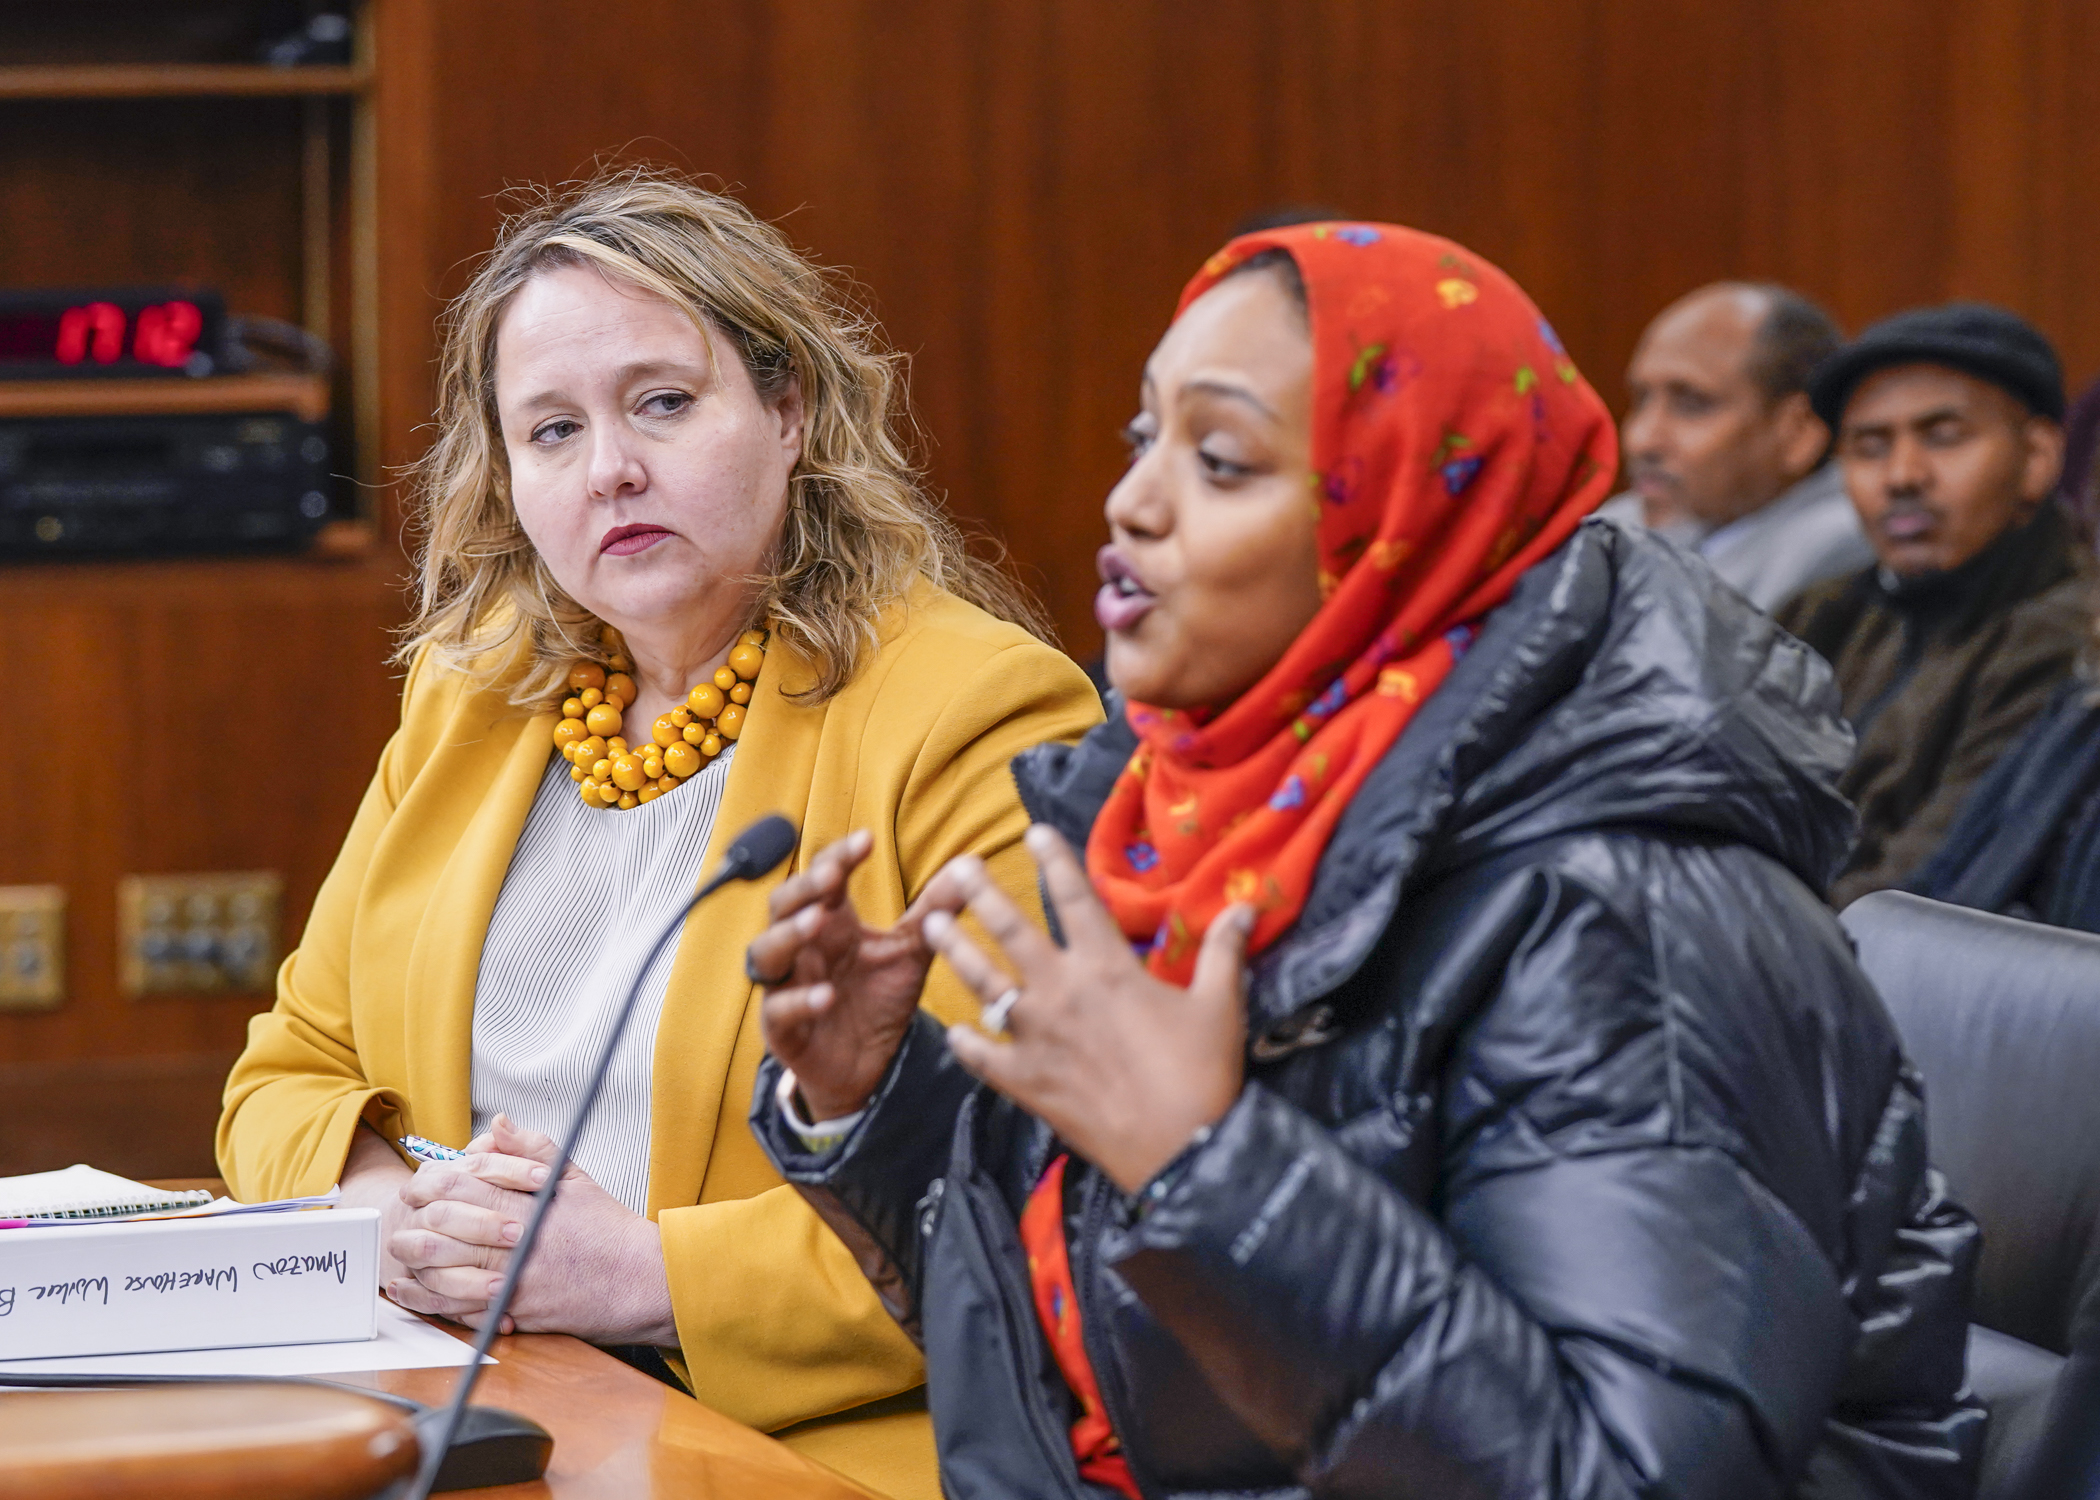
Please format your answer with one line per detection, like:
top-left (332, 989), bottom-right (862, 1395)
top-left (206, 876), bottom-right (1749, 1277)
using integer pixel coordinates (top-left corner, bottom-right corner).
top-left (385, 1114), bottom-right (674, 1346)
top-left (925, 825), bottom-right (1253, 1194)
top-left (752, 829), bottom-right (972, 1121)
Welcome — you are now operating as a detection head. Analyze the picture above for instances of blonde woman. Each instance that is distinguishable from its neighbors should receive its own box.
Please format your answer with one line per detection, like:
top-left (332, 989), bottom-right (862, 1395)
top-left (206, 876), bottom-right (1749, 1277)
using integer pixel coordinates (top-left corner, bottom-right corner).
top-left (217, 169), bottom-right (1100, 1497)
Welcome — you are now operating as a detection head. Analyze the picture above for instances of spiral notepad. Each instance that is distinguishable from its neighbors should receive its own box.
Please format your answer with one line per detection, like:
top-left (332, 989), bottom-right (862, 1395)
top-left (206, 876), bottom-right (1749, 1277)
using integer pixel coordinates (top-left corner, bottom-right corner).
top-left (0, 1164), bottom-right (214, 1221)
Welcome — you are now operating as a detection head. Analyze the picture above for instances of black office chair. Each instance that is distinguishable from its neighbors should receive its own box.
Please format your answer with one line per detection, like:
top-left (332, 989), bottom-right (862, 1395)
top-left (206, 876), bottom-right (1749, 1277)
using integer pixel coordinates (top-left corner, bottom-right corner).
top-left (1841, 892), bottom-right (2100, 1500)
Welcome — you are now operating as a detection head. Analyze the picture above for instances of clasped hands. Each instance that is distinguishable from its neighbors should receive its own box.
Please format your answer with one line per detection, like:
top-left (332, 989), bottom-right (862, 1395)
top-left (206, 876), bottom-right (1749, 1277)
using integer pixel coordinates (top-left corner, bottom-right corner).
top-left (369, 822), bottom-right (1246, 1340)
top-left (753, 824), bottom-right (1253, 1193)
top-left (370, 1115), bottom-right (675, 1346)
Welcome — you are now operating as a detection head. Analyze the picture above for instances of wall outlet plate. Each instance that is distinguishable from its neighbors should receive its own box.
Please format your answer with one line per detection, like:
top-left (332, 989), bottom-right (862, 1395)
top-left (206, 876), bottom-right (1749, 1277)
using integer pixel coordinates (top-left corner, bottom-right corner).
top-left (0, 885), bottom-right (65, 1011)
top-left (118, 872), bottom-right (282, 998)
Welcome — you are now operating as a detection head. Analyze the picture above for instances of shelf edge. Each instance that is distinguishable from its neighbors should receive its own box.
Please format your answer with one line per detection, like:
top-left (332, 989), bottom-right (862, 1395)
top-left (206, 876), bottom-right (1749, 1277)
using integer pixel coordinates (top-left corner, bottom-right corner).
top-left (0, 64), bottom-right (371, 100)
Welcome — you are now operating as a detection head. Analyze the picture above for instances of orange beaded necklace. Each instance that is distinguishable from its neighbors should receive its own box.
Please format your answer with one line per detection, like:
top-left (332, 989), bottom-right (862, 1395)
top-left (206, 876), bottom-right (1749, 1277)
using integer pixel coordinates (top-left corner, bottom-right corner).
top-left (552, 626), bottom-right (767, 810)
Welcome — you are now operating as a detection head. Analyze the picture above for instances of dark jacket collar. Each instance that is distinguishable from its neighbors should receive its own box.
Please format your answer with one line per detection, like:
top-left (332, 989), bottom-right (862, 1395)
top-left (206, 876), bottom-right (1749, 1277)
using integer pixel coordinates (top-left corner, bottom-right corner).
top-left (1871, 501), bottom-right (2081, 632)
top-left (1014, 518), bottom-right (1857, 1039)
top-left (1790, 502), bottom-right (2085, 668)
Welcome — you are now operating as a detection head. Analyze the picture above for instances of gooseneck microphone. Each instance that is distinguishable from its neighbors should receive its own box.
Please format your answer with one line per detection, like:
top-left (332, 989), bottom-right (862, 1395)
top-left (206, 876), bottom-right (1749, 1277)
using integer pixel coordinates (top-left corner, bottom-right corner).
top-left (401, 811), bottom-right (798, 1499)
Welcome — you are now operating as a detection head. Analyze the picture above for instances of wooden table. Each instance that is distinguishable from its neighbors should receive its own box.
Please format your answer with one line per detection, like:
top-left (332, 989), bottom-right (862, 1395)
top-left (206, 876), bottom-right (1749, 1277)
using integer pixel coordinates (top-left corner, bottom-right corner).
top-left (144, 1182), bottom-right (875, 1500)
top-left (334, 1331), bottom-right (872, 1499)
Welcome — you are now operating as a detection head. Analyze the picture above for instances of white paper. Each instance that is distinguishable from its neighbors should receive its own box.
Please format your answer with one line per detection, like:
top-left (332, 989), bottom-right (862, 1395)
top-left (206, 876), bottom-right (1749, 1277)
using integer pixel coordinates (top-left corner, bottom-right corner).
top-left (121, 1188), bottom-right (344, 1222)
top-left (0, 1165), bottom-right (210, 1219)
top-left (0, 1294), bottom-right (489, 1376)
top-left (4, 1190), bottom-right (345, 1229)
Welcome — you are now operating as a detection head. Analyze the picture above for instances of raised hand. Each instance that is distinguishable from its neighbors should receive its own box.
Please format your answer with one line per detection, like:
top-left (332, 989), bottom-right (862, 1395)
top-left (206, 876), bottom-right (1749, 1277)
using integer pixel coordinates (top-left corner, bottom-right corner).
top-left (925, 825), bottom-right (1252, 1193)
top-left (385, 1114), bottom-right (673, 1345)
top-left (752, 829), bottom-right (971, 1121)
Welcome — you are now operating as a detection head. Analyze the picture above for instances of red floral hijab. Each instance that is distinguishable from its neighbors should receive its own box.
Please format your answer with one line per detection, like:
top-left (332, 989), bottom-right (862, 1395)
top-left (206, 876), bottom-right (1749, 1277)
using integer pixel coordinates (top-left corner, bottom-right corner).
top-left (1086, 223), bottom-right (1618, 983)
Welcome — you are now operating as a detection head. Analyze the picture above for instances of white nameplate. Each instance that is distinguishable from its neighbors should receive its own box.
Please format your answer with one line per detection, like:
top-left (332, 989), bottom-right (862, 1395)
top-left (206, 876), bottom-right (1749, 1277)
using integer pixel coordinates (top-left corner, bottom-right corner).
top-left (0, 1208), bottom-right (378, 1361)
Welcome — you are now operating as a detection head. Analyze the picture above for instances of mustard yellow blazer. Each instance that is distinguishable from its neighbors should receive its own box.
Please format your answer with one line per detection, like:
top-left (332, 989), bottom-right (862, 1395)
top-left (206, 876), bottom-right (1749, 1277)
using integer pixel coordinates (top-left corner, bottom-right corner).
top-left (217, 582), bottom-right (1101, 1500)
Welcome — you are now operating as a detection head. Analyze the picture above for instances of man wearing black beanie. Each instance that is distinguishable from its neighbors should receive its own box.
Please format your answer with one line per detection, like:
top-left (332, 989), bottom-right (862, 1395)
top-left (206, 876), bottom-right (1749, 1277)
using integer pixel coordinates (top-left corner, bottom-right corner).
top-left (1777, 302), bottom-right (2085, 905)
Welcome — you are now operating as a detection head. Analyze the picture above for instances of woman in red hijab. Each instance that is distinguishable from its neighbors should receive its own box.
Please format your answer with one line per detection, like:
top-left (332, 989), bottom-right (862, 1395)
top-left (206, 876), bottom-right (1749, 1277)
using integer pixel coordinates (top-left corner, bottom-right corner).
top-left (746, 226), bottom-right (1981, 1499)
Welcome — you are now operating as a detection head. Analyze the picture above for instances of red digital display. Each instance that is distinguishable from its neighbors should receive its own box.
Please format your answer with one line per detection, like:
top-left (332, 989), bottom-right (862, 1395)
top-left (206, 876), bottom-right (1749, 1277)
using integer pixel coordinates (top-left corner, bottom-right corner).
top-left (0, 300), bottom-right (202, 369)
top-left (0, 289), bottom-right (224, 379)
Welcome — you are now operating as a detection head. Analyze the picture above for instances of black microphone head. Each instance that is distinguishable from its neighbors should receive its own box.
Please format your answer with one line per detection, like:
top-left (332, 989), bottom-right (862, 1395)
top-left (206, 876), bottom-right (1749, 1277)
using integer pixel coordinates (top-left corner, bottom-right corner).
top-left (723, 813), bottom-right (797, 881)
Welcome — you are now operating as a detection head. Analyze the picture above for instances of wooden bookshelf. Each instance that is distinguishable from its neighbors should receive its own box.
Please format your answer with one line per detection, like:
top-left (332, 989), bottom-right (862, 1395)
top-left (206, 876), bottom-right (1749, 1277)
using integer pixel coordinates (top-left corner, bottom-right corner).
top-left (0, 4), bottom-right (381, 517)
top-left (0, 64), bottom-right (369, 100)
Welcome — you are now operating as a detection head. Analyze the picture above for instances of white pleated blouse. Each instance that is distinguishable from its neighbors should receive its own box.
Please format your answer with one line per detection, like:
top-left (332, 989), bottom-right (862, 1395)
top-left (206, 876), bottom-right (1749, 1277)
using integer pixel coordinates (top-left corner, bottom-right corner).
top-left (469, 744), bottom-right (735, 1214)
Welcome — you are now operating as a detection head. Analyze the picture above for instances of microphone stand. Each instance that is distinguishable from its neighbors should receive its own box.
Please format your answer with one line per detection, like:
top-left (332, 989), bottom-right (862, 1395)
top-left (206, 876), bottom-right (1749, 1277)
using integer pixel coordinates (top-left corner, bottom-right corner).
top-left (397, 812), bottom-right (797, 1500)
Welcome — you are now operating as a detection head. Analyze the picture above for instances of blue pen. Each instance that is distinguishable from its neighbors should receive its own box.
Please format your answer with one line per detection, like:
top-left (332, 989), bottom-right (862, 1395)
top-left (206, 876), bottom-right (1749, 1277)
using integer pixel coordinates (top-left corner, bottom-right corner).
top-left (400, 1134), bottom-right (466, 1164)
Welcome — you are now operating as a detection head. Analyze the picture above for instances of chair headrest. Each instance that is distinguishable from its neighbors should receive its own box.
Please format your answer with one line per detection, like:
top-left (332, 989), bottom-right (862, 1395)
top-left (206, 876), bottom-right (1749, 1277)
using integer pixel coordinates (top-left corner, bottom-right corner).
top-left (1842, 892), bottom-right (2100, 1354)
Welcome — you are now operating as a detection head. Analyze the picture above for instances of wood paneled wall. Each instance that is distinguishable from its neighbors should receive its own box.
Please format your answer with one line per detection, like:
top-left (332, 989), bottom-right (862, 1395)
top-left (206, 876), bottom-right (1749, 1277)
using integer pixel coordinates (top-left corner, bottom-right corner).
top-left (0, 556), bottom-right (404, 1177)
top-left (6, 0), bottom-right (2098, 1174)
top-left (370, 0), bottom-right (2100, 655)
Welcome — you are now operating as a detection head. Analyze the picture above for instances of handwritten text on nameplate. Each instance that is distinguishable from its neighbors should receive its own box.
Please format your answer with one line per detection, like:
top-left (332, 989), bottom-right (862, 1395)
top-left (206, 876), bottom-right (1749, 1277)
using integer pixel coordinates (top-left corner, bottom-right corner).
top-left (1, 1252), bottom-right (350, 1318)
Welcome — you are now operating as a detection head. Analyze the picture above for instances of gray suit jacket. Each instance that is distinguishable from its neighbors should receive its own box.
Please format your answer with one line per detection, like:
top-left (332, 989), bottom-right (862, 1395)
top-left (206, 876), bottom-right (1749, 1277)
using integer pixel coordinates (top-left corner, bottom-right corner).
top-left (1599, 463), bottom-right (1872, 612)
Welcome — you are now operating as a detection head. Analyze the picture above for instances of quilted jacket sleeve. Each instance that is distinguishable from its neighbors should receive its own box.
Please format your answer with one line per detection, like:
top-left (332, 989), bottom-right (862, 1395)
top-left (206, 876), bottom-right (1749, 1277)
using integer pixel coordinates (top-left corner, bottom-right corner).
top-left (1103, 846), bottom-right (1979, 1499)
top-left (751, 1010), bottom-right (971, 1347)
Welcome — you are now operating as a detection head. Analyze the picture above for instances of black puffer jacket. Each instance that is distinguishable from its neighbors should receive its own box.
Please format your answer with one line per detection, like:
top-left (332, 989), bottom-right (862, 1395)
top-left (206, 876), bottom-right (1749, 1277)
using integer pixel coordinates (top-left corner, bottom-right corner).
top-left (753, 520), bottom-right (1984, 1499)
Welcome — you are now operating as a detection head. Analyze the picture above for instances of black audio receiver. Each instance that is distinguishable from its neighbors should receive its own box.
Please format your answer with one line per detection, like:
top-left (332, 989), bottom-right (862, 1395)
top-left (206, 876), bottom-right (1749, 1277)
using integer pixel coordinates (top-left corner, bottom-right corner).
top-left (0, 410), bottom-right (331, 559)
